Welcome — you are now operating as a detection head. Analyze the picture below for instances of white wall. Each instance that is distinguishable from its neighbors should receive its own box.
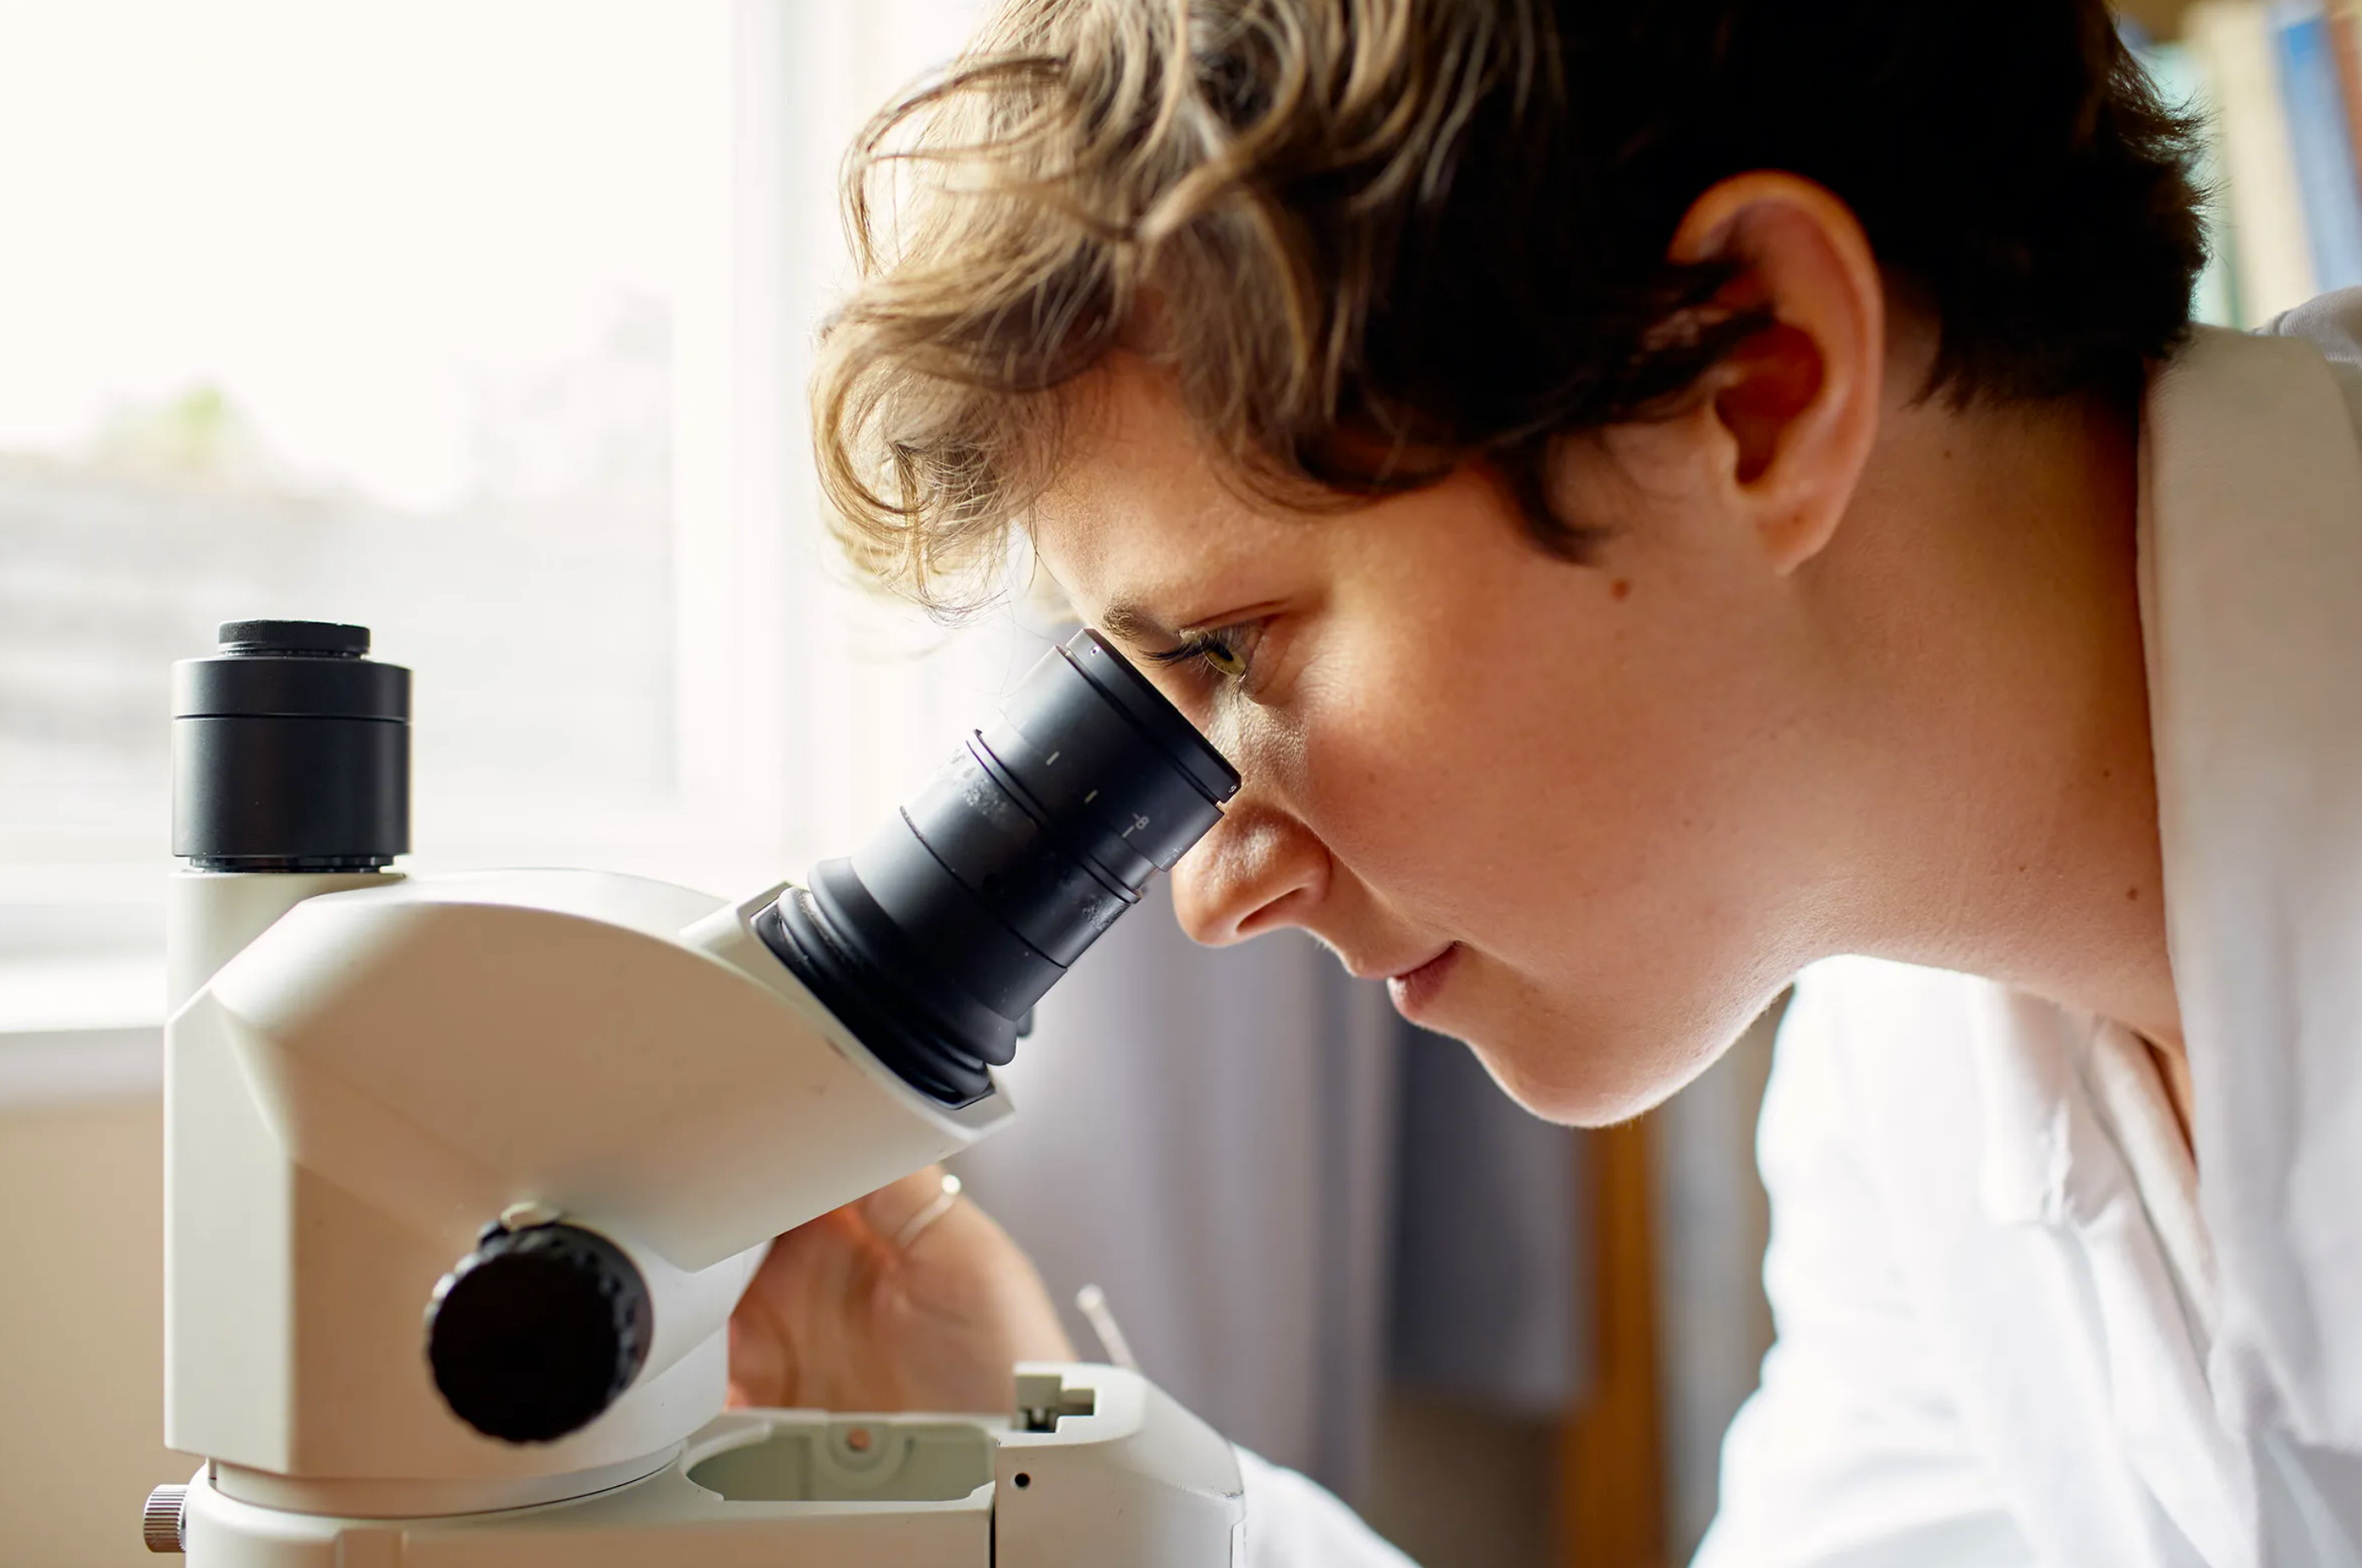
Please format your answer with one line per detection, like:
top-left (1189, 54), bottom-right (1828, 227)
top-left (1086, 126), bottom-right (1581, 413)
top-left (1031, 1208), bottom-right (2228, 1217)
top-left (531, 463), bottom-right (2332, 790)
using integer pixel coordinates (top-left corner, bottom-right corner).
top-left (0, 1093), bottom-right (190, 1566)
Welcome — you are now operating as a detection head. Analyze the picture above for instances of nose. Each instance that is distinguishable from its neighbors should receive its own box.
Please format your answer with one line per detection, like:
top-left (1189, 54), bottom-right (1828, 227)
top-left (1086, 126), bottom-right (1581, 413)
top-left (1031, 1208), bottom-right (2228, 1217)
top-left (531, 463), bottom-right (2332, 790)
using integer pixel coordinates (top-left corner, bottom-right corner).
top-left (1169, 799), bottom-right (1330, 946)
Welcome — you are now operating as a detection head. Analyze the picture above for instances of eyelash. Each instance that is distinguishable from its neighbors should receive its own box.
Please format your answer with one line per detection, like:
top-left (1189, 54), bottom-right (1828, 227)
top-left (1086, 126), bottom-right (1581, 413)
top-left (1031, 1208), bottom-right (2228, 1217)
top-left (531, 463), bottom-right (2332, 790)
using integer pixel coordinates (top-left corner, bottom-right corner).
top-left (1143, 626), bottom-right (1255, 684)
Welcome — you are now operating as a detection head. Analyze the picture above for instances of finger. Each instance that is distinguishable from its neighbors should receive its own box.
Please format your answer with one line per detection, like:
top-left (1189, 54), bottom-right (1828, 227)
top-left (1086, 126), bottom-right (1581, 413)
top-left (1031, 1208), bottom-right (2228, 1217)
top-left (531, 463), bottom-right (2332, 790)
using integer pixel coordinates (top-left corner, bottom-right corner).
top-left (726, 1297), bottom-right (785, 1407)
top-left (853, 1165), bottom-right (962, 1252)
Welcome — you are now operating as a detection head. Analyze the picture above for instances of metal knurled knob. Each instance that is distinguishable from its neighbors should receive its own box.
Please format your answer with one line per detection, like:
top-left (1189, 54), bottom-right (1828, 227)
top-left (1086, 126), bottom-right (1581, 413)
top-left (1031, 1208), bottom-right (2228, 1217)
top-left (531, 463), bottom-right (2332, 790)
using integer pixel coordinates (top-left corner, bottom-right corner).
top-left (142, 1484), bottom-right (187, 1553)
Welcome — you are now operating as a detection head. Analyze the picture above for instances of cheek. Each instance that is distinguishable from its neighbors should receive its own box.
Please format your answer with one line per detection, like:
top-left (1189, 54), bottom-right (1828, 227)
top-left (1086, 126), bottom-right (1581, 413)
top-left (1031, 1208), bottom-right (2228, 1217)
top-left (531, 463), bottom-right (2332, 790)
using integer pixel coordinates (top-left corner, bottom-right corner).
top-left (1268, 562), bottom-right (1807, 1074)
top-left (1280, 582), bottom-right (1727, 936)
top-left (1258, 658), bottom-right (1482, 896)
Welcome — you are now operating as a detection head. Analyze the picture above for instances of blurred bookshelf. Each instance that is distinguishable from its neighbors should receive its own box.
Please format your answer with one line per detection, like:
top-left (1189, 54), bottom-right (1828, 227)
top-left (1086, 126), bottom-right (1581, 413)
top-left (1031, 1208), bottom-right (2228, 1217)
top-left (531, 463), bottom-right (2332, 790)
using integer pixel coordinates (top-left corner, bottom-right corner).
top-left (2129, 0), bottom-right (2362, 325)
top-left (2123, 0), bottom-right (2202, 35)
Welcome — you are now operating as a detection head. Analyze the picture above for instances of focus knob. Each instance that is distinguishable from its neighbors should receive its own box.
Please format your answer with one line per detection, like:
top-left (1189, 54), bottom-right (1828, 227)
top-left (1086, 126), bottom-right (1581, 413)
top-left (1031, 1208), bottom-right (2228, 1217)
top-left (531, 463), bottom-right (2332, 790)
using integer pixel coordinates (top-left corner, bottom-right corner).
top-left (425, 1221), bottom-right (651, 1445)
top-left (141, 1483), bottom-right (186, 1552)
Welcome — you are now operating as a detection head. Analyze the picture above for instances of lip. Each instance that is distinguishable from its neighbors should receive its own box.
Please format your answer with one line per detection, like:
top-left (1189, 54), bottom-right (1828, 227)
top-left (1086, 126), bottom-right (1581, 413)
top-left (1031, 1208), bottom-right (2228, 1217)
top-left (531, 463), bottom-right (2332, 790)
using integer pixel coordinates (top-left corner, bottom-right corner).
top-left (1344, 943), bottom-right (1451, 984)
top-left (1384, 943), bottom-right (1461, 1022)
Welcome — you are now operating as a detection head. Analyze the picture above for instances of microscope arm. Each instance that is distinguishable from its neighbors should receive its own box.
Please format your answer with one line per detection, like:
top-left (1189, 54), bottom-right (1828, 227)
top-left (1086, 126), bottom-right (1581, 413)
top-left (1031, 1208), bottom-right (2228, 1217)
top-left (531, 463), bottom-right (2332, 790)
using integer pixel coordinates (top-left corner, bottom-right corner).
top-left (168, 869), bottom-right (1011, 1494)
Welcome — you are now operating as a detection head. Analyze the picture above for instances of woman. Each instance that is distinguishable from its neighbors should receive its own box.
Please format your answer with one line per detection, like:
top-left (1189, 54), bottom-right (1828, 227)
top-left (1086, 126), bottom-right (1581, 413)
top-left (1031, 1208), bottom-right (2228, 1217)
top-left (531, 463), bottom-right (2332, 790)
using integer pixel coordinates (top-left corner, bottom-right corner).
top-left (728, 2), bottom-right (2362, 1562)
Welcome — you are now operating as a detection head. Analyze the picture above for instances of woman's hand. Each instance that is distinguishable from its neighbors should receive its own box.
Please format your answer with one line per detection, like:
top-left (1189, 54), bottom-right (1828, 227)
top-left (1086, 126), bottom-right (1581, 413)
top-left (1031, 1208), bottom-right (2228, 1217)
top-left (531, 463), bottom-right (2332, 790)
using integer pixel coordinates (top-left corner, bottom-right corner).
top-left (726, 1166), bottom-right (1077, 1415)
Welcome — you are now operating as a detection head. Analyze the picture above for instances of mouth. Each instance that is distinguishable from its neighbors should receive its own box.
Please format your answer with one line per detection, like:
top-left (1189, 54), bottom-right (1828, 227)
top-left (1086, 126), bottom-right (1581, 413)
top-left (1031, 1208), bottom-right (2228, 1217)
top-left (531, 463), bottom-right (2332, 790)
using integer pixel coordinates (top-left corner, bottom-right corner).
top-left (1384, 943), bottom-right (1461, 1021)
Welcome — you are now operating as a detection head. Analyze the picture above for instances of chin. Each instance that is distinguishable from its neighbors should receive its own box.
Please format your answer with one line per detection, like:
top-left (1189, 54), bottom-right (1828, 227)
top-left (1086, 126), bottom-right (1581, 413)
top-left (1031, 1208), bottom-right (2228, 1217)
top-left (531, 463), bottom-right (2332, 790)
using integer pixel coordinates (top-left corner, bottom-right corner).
top-left (1468, 1045), bottom-right (1696, 1127)
top-left (1405, 945), bottom-right (1794, 1126)
top-left (1451, 995), bottom-right (1761, 1129)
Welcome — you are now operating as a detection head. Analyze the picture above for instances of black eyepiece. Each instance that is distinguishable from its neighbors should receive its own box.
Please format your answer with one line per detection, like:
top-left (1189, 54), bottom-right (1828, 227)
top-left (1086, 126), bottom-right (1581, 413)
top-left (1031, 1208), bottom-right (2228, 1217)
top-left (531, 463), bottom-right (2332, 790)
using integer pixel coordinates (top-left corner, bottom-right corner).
top-left (173, 620), bottom-right (410, 871)
top-left (756, 629), bottom-right (1240, 1105)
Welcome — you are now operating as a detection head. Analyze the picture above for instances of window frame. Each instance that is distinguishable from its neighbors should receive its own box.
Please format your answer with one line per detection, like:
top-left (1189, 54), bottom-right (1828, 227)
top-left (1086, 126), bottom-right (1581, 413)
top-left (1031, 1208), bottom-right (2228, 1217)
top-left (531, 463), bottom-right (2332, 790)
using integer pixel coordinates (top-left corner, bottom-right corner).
top-left (1, 0), bottom-right (999, 1103)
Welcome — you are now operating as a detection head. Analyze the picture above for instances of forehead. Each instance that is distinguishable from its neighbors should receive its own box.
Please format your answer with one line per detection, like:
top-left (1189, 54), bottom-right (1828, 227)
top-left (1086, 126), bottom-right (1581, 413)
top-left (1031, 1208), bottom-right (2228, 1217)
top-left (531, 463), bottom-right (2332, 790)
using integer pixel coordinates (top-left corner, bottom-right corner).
top-left (1030, 360), bottom-right (1302, 616)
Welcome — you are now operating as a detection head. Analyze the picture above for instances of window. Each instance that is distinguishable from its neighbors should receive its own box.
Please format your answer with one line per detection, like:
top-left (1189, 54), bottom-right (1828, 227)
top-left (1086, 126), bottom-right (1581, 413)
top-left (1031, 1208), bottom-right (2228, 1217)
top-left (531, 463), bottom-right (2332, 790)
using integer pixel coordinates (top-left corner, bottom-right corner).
top-left (2, 2), bottom-right (722, 854)
top-left (1, 0), bottom-right (1004, 1093)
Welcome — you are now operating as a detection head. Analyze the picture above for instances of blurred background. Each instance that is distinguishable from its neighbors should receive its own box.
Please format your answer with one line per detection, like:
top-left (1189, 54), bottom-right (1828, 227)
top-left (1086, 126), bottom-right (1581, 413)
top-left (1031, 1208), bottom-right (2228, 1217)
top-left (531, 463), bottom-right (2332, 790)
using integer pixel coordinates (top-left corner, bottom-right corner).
top-left (0, 0), bottom-right (2351, 1564)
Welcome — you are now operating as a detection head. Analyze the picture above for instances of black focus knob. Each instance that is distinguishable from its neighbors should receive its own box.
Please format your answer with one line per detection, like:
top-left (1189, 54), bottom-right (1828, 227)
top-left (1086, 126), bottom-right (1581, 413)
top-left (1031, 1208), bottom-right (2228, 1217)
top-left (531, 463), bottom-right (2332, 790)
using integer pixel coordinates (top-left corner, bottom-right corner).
top-left (425, 1222), bottom-right (652, 1445)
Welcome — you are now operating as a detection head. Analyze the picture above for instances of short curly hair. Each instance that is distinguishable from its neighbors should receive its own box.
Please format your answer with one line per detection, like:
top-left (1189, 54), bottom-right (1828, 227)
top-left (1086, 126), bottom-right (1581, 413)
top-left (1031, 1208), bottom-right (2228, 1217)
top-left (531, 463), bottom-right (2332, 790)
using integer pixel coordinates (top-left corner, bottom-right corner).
top-left (814, 0), bottom-right (2208, 612)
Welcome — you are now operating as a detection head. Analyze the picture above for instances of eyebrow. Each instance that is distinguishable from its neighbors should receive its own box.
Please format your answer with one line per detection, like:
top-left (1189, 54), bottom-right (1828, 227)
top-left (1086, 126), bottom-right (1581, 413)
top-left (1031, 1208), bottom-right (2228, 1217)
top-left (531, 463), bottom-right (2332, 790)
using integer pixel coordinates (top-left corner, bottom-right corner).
top-left (1095, 600), bottom-right (1181, 651)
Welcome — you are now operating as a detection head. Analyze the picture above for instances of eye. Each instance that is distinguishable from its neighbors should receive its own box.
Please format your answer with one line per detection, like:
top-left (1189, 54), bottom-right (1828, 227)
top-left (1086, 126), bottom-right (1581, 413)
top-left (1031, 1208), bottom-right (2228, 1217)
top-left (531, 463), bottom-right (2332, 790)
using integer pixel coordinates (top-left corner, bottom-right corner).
top-left (1143, 623), bottom-right (1258, 685)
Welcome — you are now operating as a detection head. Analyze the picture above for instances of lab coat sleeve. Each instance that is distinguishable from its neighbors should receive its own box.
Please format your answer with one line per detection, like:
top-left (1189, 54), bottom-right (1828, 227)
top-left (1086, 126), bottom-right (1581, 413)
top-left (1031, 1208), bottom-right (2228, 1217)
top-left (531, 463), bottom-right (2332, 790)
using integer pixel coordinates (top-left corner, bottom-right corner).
top-left (1236, 1446), bottom-right (1421, 1568)
top-left (1691, 969), bottom-right (2039, 1568)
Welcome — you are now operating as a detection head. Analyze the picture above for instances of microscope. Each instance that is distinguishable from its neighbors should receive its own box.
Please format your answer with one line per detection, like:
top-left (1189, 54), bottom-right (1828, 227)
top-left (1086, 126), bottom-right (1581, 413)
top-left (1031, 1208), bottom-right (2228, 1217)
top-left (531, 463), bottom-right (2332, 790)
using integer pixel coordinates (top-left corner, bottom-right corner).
top-left (145, 619), bottom-right (1247, 1565)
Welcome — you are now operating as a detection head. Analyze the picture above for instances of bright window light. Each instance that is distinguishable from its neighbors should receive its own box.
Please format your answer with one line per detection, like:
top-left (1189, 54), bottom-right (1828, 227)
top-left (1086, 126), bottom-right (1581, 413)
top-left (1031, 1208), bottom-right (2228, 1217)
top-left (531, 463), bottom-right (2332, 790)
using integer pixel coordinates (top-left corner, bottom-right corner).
top-left (0, 1), bottom-right (712, 863)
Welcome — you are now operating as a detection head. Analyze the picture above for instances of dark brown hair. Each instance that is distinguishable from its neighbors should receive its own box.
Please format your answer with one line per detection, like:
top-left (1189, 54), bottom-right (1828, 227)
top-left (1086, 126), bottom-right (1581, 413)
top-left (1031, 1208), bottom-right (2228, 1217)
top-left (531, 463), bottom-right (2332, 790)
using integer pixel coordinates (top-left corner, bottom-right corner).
top-left (816, 0), bottom-right (2208, 611)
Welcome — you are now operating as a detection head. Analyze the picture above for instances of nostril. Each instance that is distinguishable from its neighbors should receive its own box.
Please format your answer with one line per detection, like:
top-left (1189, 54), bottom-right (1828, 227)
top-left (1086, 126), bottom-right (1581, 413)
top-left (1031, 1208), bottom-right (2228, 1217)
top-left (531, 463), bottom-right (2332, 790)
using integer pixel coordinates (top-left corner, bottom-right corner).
top-left (1231, 885), bottom-right (1321, 942)
top-left (1169, 809), bottom-right (1329, 948)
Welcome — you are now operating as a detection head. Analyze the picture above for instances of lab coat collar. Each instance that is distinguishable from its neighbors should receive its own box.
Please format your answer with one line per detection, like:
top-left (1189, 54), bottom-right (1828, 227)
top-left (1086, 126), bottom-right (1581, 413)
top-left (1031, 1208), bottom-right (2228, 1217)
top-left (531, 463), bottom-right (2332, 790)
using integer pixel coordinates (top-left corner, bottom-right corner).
top-left (1971, 983), bottom-right (2258, 1567)
top-left (2140, 321), bottom-right (2362, 1452)
top-left (1970, 319), bottom-right (2362, 1564)
top-left (1970, 984), bottom-right (2080, 1230)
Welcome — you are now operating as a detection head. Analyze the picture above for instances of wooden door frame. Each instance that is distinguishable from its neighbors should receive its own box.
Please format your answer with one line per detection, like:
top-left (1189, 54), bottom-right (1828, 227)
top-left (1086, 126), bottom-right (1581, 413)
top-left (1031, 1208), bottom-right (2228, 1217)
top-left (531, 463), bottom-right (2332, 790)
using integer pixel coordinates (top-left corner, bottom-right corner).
top-left (1559, 1114), bottom-right (1667, 1568)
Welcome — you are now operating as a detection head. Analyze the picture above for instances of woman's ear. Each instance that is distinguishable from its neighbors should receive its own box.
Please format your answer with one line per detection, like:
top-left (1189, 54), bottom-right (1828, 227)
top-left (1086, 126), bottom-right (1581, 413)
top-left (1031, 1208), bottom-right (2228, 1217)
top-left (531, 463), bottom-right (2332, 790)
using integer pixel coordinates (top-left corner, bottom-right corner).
top-left (1669, 173), bottom-right (1885, 575)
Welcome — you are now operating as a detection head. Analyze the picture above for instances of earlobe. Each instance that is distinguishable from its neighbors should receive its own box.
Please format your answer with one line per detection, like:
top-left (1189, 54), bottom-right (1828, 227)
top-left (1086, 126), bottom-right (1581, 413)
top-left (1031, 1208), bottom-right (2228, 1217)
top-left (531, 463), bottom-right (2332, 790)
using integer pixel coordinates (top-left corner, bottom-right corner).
top-left (1668, 173), bottom-right (1885, 575)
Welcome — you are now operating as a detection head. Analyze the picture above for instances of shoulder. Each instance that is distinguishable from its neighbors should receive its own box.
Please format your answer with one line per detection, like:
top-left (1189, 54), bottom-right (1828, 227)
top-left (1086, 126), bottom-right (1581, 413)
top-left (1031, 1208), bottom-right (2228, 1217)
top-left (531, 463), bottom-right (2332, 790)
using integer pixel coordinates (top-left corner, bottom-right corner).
top-left (1762, 959), bottom-right (2035, 1277)
top-left (1713, 964), bottom-right (2161, 1565)
top-left (2256, 285), bottom-right (2362, 365)
top-left (1764, 961), bottom-right (2127, 1354)
top-left (2255, 286), bottom-right (2362, 437)
top-left (1768, 957), bottom-right (1996, 1160)
top-left (1783, 954), bottom-right (1993, 1048)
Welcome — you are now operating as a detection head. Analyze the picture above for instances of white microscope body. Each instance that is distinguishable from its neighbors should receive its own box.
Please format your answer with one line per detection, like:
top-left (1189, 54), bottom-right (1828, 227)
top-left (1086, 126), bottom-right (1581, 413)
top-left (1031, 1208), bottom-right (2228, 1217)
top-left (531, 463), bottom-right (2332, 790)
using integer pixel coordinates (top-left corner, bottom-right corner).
top-left (149, 621), bottom-right (1247, 1565)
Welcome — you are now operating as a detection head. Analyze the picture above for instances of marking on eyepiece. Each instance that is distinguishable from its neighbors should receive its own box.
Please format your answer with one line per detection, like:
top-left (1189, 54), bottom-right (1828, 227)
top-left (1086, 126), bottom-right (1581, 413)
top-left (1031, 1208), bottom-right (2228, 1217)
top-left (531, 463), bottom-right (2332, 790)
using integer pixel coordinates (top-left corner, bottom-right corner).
top-left (1083, 789), bottom-right (1098, 803)
top-left (1044, 750), bottom-right (1060, 765)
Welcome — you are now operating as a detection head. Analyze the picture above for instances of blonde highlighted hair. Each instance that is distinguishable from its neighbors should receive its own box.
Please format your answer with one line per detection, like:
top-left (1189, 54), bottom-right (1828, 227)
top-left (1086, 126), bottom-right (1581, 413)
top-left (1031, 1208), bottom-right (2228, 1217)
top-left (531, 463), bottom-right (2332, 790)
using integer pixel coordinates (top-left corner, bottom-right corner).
top-left (814, 0), bottom-right (2206, 614)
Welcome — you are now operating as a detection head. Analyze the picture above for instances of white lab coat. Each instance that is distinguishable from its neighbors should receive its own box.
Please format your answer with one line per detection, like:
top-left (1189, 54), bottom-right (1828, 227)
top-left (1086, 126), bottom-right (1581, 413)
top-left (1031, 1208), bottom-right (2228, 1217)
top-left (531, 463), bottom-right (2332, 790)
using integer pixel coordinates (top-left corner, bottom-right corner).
top-left (1239, 293), bottom-right (2362, 1568)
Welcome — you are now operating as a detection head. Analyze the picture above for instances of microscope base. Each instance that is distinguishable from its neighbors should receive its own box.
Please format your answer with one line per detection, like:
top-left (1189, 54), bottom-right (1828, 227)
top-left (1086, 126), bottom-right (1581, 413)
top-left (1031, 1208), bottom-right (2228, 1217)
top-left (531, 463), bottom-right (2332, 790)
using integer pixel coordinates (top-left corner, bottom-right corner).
top-left (169, 1366), bottom-right (1245, 1567)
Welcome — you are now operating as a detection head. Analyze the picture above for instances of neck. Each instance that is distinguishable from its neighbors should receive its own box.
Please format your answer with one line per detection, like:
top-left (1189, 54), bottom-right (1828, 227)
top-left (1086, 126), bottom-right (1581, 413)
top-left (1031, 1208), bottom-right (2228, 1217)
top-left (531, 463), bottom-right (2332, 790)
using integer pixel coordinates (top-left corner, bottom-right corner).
top-left (1828, 386), bottom-right (2184, 1050)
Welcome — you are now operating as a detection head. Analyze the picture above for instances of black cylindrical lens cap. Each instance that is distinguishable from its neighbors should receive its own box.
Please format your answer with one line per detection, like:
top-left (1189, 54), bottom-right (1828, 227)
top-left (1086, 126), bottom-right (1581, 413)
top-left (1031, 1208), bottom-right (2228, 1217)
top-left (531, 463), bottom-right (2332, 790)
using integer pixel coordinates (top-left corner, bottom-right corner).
top-left (173, 620), bottom-right (411, 869)
top-left (757, 628), bottom-right (1239, 1105)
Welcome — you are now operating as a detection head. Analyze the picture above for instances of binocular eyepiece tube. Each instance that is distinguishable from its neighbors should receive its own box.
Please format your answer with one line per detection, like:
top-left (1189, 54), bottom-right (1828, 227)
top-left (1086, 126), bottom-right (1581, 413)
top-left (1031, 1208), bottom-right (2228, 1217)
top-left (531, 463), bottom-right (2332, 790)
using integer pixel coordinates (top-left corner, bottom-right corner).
top-left (171, 619), bottom-right (1238, 1111)
top-left (755, 629), bottom-right (1241, 1105)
